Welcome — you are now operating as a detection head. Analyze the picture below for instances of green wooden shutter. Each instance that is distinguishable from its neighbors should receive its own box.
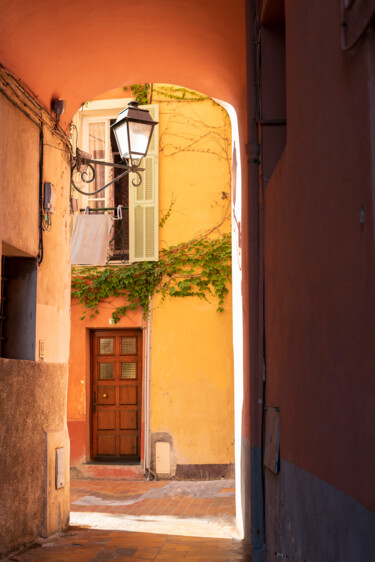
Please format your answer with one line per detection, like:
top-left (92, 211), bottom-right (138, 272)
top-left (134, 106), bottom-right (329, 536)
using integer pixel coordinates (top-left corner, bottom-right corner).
top-left (129, 104), bottom-right (159, 262)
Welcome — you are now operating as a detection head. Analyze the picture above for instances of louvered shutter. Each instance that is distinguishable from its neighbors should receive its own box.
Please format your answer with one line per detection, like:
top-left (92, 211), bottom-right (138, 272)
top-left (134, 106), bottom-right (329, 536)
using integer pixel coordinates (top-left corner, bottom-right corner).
top-left (129, 104), bottom-right (159, 262)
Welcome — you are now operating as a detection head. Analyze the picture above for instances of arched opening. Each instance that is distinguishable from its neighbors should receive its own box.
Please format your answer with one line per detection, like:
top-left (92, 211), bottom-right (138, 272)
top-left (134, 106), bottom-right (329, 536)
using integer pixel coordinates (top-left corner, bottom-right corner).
top-left (0, 2), bottom-right (250, 555)
top-left (67, 82), bottom-right (245, 538)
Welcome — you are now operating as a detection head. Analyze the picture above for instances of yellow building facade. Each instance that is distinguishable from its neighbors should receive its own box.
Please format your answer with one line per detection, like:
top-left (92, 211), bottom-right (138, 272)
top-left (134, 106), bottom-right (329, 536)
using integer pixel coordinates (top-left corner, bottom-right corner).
top-left (68, 85), bottom-right (234, 479)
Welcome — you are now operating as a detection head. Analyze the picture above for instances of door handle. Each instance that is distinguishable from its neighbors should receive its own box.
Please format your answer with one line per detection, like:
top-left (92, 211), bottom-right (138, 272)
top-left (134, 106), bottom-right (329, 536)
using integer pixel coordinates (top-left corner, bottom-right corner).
top-left (93, 391), bottom-right (96, 413)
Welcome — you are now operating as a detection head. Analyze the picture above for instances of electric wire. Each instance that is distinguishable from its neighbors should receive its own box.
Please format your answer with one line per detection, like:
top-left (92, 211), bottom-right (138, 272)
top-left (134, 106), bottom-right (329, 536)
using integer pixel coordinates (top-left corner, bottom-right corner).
top-left (0, 65), bottom-right (73, 157)
top-left (0, 64), bottom-right (73, 265)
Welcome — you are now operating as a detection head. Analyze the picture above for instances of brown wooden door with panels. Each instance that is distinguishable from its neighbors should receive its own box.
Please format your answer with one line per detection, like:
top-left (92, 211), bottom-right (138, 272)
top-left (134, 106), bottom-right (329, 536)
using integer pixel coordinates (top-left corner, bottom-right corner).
top-left (92, 330), bottom-right (142, 461)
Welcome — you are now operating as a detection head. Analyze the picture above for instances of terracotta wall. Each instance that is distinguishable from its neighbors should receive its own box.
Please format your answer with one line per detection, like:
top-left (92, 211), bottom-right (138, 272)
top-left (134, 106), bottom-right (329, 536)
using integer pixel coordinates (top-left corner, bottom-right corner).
top-left (68, 301), bottom-right (145, 466)
top-left (262, 1), bottom-right (375, 558)
top-left (0, 1), bottom-right (246, 128)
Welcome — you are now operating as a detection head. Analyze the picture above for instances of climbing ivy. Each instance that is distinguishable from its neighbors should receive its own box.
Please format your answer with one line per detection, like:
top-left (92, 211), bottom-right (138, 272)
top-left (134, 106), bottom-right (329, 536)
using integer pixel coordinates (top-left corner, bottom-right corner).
top-left (71, 233), bottom-right (231, 323)
top-left (124, 83), bottom-right (216, 105)
top-left (151, 85), bottom-right (210, 103)
top-left (127, 83), bottom-right (151, 105)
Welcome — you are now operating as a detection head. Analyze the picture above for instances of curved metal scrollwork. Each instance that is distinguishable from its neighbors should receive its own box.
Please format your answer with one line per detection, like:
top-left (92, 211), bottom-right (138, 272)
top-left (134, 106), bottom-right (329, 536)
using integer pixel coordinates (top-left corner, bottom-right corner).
top-left (71, 148), bottom-right (144, 196)
top-left (71, 163), bottom-right (98, 195)
top-left (131, 170), bottom-right (143, 187)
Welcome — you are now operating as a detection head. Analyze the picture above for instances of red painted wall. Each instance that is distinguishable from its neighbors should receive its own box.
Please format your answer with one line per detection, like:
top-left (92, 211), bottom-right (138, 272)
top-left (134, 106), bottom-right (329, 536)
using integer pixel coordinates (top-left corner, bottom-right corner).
top-left (68, 420), bottom-right (86, 465)
top-left (264, 1), bottom-right (375, 511)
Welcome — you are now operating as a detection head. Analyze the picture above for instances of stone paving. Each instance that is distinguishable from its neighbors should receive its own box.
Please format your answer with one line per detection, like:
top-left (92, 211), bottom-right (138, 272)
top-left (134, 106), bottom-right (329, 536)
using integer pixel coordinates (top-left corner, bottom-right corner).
top-left (70, 479), bottom-right (238, 538)
top-left (5, 478), bottom-right (252, 561)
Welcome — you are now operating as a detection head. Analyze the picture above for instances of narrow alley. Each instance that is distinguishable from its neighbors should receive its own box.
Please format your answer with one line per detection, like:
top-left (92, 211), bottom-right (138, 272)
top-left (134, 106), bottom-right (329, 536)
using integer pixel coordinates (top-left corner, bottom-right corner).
top-left (1, 1), bottom-right (375, 561)
top-left (5, 479), bottom-right (252, 561)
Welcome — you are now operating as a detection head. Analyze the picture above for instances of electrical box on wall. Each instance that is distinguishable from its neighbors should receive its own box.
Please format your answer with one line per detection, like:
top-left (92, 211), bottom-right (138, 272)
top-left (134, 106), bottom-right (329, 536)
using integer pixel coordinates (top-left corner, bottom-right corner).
top-left (39, 340), bottom-right (45, 360)
top-left (43, 182), bottom-right (56, 215)
top-left (155, 442), bottom-right (171, 475)
top-left (55, 447), bottom-right (65, 489)
top-left (263, 407), bottom-right (280, 474)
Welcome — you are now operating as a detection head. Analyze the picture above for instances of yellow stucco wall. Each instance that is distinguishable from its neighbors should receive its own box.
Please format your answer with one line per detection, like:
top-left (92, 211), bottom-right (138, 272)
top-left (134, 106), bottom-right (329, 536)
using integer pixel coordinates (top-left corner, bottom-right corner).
top-left (150, 87), bottom-right (234, 468)
top-left (150, 293), bottom-right (234, 465)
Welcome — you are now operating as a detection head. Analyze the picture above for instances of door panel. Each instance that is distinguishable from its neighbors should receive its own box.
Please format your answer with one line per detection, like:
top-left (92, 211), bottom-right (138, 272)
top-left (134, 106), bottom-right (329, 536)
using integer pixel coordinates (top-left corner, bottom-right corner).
top-left (121, 362), bottom-right (137, 379)
top-left (98, 435), bottom-right (116, 455)
top-left (97, 385), bottom-right (115, 404)
top-left (121, 337), bottom-right (137, 354)
top-left (92, 329), bottom-right (142, 461)
top-left (99, 337), bottom-right (115, 355)
top-left (99, 362), bottom-right (115, 380)
top-left (120, 386), bottom-right (137, 405)
top-left (120, 435), bottom-right (137, 455)
top-left (97, 411), bottom-right (116, 430)
top-left (120, 410), bottom-right (138, 430)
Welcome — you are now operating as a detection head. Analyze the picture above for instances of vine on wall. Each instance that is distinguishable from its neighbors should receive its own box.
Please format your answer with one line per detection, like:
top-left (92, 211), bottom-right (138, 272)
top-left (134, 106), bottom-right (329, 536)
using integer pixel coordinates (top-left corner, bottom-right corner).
top-left (124, 84), bottom-right (212, 104)
top-left (71, 233), bottom-right (231, 322)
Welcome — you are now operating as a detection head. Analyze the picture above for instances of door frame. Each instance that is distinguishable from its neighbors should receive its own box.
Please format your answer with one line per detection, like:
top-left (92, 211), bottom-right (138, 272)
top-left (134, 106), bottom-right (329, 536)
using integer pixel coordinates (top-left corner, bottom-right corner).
top-left (89, 327), bottom-right (145, 463)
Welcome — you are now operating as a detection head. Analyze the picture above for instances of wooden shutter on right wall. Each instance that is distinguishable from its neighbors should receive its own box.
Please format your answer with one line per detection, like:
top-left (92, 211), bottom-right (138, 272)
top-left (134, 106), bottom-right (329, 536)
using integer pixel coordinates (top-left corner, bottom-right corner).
top-left (129, 104), bottom-right (159, 262)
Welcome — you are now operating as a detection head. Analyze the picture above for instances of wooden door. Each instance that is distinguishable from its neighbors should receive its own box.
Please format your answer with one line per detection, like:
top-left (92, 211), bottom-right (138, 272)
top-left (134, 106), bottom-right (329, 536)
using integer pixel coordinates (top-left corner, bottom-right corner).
top-left (92, 330), bottom-right (142, 461)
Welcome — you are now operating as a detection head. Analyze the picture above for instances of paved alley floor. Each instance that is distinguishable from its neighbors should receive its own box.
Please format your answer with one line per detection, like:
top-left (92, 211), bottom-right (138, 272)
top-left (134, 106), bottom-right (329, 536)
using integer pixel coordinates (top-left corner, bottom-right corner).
top-left (6, 479), bottom-right (252, 561)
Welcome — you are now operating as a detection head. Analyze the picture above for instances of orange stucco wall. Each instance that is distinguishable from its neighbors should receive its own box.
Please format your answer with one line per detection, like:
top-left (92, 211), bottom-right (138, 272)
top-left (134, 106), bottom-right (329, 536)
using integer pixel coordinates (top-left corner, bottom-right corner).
top-left (0, 75), bottom-right (71, 555)
top-left (0, 1), bottom-right (246, 125)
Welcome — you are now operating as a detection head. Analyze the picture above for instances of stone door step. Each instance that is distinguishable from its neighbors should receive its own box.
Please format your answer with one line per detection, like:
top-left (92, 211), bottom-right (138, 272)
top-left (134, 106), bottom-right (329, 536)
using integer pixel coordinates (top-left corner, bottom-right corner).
top-left (71, 463), bottom-right (146, 481)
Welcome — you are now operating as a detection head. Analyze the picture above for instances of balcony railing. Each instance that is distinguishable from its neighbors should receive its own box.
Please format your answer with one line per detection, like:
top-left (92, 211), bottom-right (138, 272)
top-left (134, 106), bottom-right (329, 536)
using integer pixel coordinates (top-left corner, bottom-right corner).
top-left (79, 206), bottom-right (130, 263)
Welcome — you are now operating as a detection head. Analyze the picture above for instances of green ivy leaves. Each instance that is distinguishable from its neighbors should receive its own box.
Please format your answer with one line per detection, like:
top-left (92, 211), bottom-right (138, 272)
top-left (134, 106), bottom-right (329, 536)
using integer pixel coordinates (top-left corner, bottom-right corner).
top-left (71, 233), bottom-right (231, 323)
top-left (129, 84), bottom-right (151, 105)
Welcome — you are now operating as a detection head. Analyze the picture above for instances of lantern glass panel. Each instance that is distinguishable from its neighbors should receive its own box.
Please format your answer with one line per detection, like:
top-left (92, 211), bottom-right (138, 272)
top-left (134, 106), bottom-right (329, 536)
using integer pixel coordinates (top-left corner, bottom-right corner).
top-left (114, 122), bottom-right (129, 158)
top-left (128, 121), bottom-right (153, 157)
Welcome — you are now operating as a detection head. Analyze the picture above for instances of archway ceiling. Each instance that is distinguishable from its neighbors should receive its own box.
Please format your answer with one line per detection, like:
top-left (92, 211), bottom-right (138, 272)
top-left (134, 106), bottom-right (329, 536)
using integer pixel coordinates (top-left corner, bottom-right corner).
top-left (0, 0), bottom-right (246, 126)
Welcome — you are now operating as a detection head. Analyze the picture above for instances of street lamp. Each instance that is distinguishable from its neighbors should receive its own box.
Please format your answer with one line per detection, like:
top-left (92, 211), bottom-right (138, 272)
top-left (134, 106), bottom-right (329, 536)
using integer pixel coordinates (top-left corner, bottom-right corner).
top-left (112, 101), bottom-right (157, 160)
top-left (71, 101), bottom-right (158, 196)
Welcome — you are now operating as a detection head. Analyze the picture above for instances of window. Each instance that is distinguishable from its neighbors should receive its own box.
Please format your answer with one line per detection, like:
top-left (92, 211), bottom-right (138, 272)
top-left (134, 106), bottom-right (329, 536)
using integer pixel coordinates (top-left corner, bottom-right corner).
top-left (87, 120), bottom-right (107, 209)
top-left (0, 255), bottom-right (37, 360)
top-left (77, 101), bottom-right (159, 263)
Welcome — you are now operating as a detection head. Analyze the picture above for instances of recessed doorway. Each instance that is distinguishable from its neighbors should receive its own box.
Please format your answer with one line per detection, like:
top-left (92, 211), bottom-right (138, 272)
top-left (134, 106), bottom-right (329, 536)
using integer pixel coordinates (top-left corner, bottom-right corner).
top-left (91, 329), bottom-right (143, 462)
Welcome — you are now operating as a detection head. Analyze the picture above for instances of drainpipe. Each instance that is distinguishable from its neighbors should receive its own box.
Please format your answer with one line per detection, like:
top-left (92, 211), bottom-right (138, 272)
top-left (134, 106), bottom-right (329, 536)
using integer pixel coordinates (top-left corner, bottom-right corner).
top-left (144, 302), bottom-right (152, 474)
top-left (245, 0), bottom-right (266, 559)
top-left (37, 126), bottom-right (44, 265)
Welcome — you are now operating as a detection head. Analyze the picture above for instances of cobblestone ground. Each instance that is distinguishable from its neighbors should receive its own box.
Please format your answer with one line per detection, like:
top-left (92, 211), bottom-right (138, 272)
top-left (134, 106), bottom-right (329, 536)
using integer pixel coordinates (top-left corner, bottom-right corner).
top-left (5, 479), bottom-right (252, 561)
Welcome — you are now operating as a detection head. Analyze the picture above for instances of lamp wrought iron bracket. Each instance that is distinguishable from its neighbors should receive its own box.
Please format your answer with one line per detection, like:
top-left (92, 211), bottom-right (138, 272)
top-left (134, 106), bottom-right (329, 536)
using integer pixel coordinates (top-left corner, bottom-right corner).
top-left (71, 148), bottom-right (144, 196)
